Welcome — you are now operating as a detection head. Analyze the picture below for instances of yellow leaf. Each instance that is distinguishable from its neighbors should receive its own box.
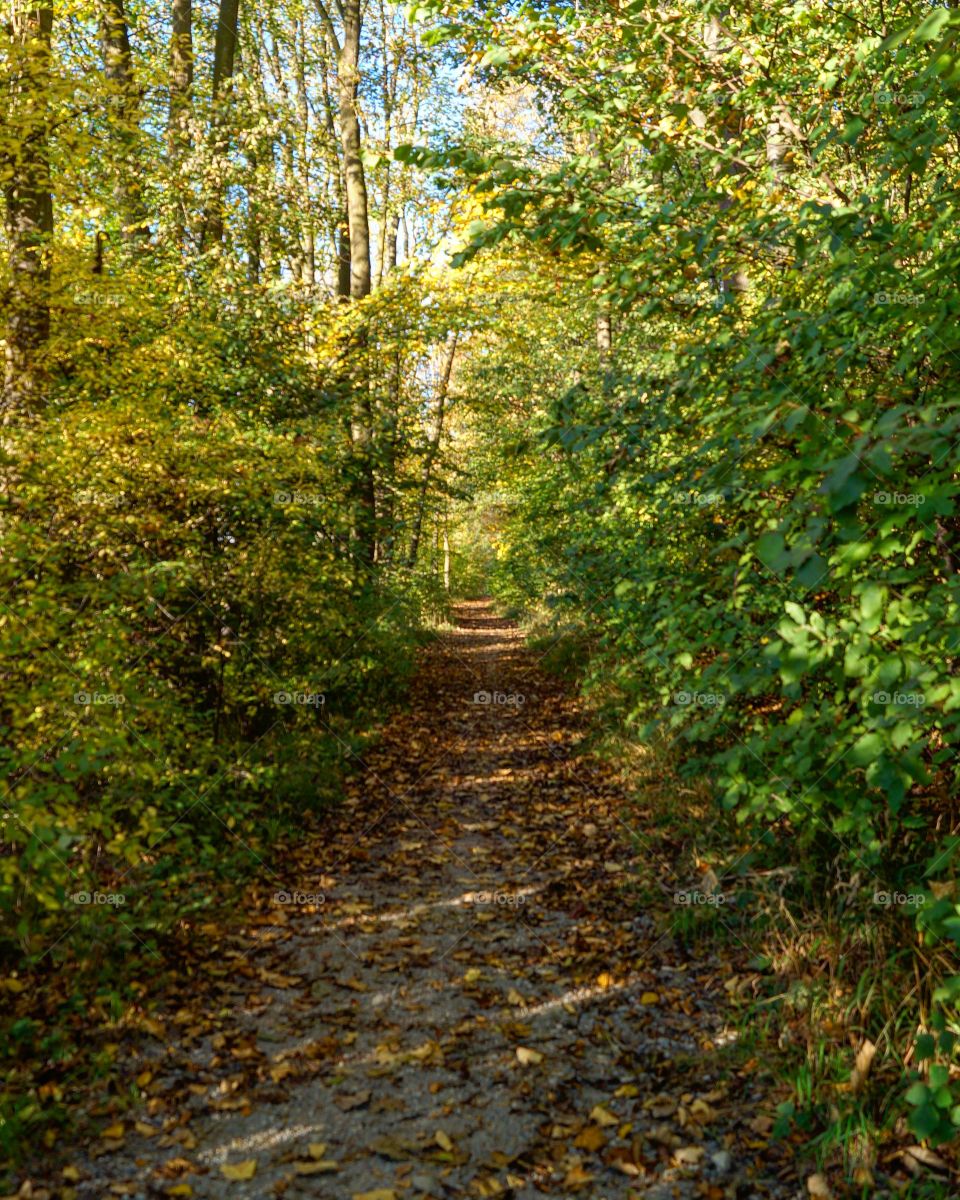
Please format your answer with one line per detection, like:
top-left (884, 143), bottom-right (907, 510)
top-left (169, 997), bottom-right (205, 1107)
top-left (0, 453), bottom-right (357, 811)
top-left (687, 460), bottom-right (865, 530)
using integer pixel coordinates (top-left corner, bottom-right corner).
top-left (220, 1160), bottom-right (257, 1181)
top-left (589, 1104), bottom-right (618, 1127)
top-left (101, 1123), bottom-right (125, 1139)
top-left (293, 1161), bottom-right (338, 1174)
top-left (167, 1187), bottom-right (193, 1197)
top-left (515, 1046), bottom-right (543, 1066)
top-left (463, 967), bottom-right (482, 984)
top-left (640, 991), bottom-right (659, 1005)
top-left (307, 1143), bottom-right (328, 1160)
top-left (435, 1130), bottom-right (454, 1151)
top-left (849, 1039), bottom-right (876, 1094)
top-left (563, 1163), bottom-right (594, 1189)
top-left (574, 1126), bottom-right (606, 1151)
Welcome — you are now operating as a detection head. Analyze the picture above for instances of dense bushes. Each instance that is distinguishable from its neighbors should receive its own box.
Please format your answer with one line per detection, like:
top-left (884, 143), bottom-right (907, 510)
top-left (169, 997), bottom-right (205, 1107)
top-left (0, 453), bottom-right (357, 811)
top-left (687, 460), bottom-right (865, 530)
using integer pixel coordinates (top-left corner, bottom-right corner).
top-left (0, 262), bottom-right (446, 969)
top-left (434, 0), bottom-right (960, 1153)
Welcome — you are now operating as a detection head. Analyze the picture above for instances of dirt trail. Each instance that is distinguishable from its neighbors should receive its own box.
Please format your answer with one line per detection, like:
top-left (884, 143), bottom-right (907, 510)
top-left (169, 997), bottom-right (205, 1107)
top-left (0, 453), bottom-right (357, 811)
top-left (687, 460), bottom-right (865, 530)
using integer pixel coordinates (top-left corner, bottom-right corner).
top-left (54, 603), bottom-right (796, 1200)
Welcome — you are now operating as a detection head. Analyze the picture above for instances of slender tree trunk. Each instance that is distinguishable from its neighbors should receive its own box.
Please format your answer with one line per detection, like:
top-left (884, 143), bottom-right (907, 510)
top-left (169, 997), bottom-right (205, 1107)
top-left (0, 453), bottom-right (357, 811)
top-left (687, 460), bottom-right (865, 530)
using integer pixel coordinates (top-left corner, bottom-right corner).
top-left (168, 0), bottom-right (193, 246)
top-left (699, 16), bottom-right (749, 295)
top-left (596, 304), bottom-right (612, 367)
top-left (406, 333), bottom-right (458, 569)
top-left (3, 2), bottom-right (53, 421)
top-left (337, 0), bottom-right (370, 302)
top-left (294, 20), bottom-right (315, 289)
top-left (100, 0), bottom-right (148, 244)
top-left (336, 217), bottom-right (351, 299)
top-left (201, 0), bottom-right (241, 249)
top-left (385, 211), bottom-right (399, 272)
top-left (338, 0), bottom-right (375, 559)
top-left (443, 522), bottom-right (450, 593)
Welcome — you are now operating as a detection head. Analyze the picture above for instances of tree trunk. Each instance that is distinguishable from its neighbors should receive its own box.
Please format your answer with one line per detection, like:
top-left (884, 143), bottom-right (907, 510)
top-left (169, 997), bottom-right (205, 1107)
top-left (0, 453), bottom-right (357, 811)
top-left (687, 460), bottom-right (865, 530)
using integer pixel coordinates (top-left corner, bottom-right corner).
top-left (337, 1), bottom-right (375, 559)
top-left (385, 211), bottom-right (399, 274)
top-left (3, 2), bottom-right (53, 421)
top-left (100, 0), bottom-right (149, 244)
top-left (406, 333), bottom-right (458, 569)
top-left (596, 304), bottom-right (612, 367)
top-left (336, 216), bottom-right (351, 299)
top-left (443, 523), bottom-right (450, 593)
top-left (168, 0), bottom-right (193, 245)
top-left (202, 0), bottom-right (241, 249)
top-left (337, 0), bottom-right (370, 301)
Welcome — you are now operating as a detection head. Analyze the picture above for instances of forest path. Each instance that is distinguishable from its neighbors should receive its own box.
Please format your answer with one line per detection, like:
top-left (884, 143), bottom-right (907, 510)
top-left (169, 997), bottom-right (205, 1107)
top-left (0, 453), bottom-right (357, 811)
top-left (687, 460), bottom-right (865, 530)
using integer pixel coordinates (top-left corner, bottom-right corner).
top-left (62, 603), bottom-right (795, 1200)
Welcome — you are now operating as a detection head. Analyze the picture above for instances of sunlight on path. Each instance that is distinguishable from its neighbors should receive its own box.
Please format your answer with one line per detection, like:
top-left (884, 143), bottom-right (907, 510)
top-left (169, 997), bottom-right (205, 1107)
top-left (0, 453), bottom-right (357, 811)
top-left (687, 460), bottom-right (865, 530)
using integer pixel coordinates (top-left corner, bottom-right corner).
top-left (60, 603), bottom-right (795, 1199)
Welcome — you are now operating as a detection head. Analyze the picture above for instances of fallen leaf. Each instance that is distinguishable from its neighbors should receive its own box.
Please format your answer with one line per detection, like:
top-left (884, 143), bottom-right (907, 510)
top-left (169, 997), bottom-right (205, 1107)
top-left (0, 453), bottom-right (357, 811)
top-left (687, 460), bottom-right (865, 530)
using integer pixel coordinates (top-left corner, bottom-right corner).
top-left (293, 1161), bottom-right (338, 1175)
top-left (849, 1039), bottom-right (876, 1094)
top-left (515, 1046), bottom-right (543, 1066)
top-left (435, 1130), bottom-right (454, 1152)
top-left (806, 1174), bottom-right (832, 1199)
top-left (574, 1126), bottom-right (606, 1152)
top-left (590, 1104), bottom-right (618, 1127)
top-left (640, 991), bottom-right (659, 1005)
top-left (220, 1160), bottom-right (257, 1182)
top-left (563, 1162), bottom-right (594, 1189)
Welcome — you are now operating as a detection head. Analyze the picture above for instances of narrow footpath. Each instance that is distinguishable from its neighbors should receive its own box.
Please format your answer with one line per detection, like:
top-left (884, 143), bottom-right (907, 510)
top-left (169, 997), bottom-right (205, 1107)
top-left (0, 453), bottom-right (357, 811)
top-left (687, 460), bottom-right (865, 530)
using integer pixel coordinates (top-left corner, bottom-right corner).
top-left (47, 602), bottom-right (796, 1200)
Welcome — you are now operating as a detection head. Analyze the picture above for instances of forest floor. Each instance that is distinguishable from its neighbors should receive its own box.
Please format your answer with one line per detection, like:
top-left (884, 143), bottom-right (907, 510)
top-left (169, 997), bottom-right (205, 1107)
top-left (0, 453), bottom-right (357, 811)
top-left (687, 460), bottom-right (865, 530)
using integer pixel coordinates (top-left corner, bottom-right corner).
top-left (31, 602), bottom-right (801, 1200)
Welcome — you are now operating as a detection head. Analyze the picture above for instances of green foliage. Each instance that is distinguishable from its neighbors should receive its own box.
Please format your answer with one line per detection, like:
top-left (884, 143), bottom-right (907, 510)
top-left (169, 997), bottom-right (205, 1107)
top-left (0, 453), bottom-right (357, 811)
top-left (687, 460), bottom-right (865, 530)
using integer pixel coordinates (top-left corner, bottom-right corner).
top-left (0, 260), bottom-right (448, 967)
top-left (423, 0), bottom-right (960, 1159)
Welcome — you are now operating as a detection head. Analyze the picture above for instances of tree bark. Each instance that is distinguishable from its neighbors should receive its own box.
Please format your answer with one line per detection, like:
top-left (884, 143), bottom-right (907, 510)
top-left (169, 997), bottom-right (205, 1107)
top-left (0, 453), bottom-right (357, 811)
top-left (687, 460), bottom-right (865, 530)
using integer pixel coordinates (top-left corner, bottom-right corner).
top-left (168, 0), bottom-right (193, 245)
top-left (202, 0), bottom-right (241, 249)
top-left (406, 333), bottom-right (458, 569)
top-left (337, 0), bottom-right (371, 301)
top-left (3, 2), bottom-right (53, 421)
top-left (313, 0), bottom-right (375, 561)
top-left (100, 0), bottom-right (149, 243)
top-left (596, 303), bottom-right (612, 367)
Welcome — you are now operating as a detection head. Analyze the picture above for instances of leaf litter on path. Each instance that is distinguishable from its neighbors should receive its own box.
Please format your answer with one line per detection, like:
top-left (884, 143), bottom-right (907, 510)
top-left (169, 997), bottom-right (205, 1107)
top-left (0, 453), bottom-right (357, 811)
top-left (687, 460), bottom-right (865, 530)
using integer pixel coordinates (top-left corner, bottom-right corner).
top-left (18, 602), bottom-right (797, 1199)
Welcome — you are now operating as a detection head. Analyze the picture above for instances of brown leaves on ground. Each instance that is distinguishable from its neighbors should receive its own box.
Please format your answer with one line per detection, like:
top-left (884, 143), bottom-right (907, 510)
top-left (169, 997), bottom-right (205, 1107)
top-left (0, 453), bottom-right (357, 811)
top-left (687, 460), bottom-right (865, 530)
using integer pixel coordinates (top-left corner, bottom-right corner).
top-left (9, 604), bottom-right (815, 1198)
